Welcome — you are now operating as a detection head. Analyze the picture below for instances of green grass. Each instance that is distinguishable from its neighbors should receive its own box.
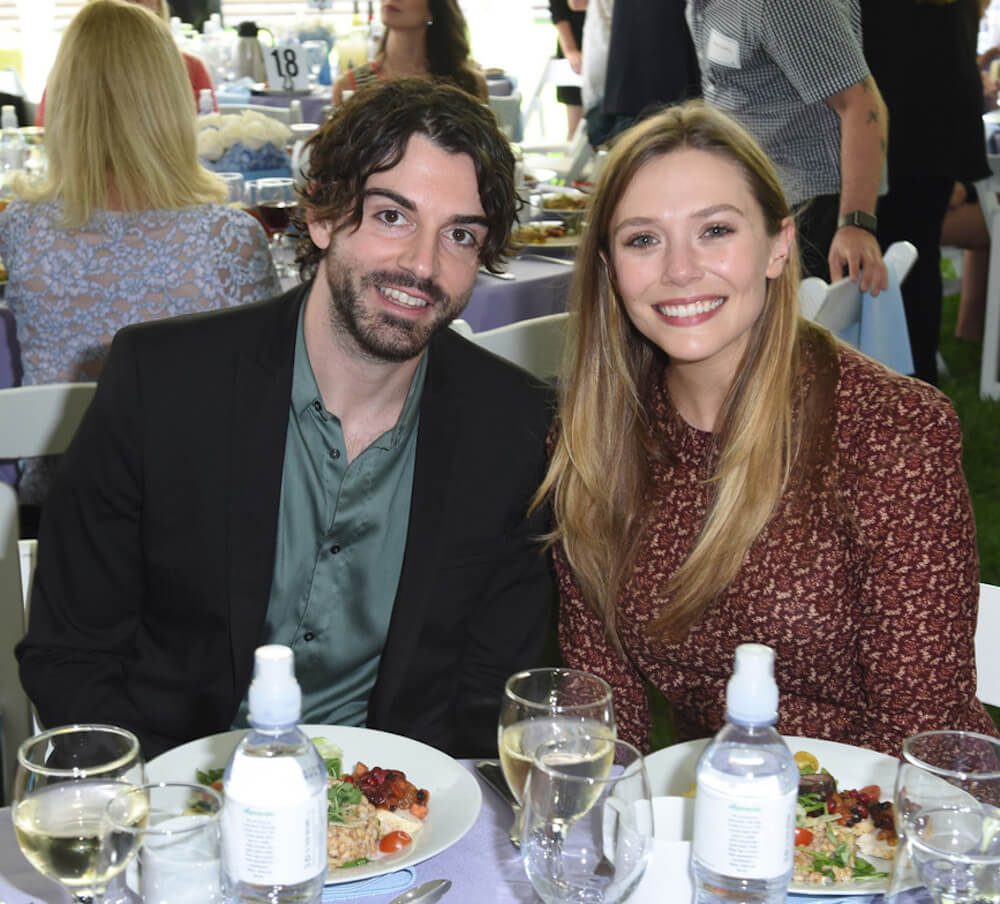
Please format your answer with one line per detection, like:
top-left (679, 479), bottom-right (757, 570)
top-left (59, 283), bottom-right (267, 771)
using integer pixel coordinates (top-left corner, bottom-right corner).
top-left (938, 293), bottom-right (1000, 586)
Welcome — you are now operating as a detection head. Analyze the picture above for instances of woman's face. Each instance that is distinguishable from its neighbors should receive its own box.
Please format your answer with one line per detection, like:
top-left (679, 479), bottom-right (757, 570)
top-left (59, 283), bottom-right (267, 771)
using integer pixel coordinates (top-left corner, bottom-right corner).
top-left (381, 0), bottom-right (432, 29)
top-left (608, 147), bottom-right (793, 381)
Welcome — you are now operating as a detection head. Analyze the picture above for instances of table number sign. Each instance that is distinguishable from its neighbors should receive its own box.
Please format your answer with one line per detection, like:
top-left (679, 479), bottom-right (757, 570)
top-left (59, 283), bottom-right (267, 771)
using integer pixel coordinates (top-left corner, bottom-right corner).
top-left (264, 42), bottom-right (309, 93)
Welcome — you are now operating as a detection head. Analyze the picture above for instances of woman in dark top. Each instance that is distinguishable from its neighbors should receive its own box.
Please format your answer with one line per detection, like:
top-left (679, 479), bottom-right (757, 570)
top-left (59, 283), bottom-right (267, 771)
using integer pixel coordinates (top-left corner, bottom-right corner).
top-left (536, 101), bottom-right (996, 756)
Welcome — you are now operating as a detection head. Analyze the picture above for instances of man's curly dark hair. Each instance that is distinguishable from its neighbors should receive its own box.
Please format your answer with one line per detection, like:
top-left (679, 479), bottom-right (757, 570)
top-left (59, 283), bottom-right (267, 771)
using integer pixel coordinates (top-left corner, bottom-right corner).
top-left (295, 78), bottom-right (519, 279)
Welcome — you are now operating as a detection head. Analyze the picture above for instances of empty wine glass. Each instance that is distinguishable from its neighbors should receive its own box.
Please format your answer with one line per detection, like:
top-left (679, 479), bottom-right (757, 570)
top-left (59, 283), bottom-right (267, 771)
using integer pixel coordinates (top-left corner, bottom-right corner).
top-left (217, 171), bottom-right (244, 207)
top-left (521, 736), bottom-right (653, 904)
top-left (12, 724), bottom-right (148, 904)
top-left (498, 668), bottom-right (615, 845)
top-left (888, 730), bottom-right (1000, 904)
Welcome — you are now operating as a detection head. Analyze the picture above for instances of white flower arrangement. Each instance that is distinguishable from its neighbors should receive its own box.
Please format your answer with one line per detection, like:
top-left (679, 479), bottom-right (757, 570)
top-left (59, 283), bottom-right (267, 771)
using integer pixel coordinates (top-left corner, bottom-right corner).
top-left (197, 111), bottom-right (292, 162)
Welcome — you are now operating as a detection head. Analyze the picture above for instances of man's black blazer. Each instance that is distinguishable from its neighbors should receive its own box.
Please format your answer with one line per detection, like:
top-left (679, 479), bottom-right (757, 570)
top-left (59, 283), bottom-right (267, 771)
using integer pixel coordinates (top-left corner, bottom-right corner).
top-left (17, 284), bottom-right (556, 758)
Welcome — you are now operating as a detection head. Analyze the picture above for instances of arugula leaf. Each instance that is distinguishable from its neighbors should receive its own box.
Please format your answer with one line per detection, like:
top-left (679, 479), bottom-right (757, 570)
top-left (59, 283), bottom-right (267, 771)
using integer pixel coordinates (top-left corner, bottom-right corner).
top-left (809, 842), bottom-right (850, 871)
top-left (798, 792), bottom-right (827, 812)
top-left (337, 858), bottom-right (369, 869)
top-left (196, 768), bottom-right (225, 787)
top-left (852, 856), bottom-right (888, 879)
top-left (328, 781), bottom-right (363, 824)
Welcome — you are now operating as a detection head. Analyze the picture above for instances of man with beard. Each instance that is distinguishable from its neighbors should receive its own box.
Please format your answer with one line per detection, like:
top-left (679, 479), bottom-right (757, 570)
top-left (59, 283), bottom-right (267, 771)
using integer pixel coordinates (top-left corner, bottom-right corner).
top-left (16, 80), bottom-right (555, 759)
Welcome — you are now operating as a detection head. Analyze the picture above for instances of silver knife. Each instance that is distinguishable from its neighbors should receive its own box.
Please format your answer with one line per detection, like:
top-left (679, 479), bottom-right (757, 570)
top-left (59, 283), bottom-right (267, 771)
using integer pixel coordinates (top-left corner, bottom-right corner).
top-left (475, 759), bottom-right (518, 809)
top-left (387, 878), bottom-right (451, 904)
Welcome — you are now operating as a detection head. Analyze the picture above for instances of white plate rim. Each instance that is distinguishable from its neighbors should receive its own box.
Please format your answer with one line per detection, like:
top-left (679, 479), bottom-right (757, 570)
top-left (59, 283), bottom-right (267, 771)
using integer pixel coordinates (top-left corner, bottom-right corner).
top-left (146, 724), bottom-right (482, 885)
top-left (644, 735), bottom-right (898, 896)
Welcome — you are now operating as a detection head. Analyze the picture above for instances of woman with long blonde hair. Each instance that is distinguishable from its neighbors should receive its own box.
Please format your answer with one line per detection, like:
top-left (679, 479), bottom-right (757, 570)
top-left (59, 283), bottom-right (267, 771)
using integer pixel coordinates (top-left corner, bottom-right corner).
top-left (541, 101), bottom-right (996, 756)
top-left (0, 0), bottom-right (278, 506)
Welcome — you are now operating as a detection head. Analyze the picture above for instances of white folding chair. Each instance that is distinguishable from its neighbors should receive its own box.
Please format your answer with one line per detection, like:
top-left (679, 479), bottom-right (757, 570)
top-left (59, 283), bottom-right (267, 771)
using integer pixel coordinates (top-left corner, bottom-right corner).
top-left (975, 582), bottom-right (1000, 708)
top-left (522, 57), bottom-right (583, 141)
top-left (798, 240), bottom-right (917, 332)
top-left (488, 91), bottom-right (522, 141)
top-left (0, 481), bottom-right (28, 804)
top-left (977, 174), bottom-right (1000, 399)
top-left (520, 119), bottom-right (594, 185)
top-left (0, 382), bottom-right (96, 802)
top-left (463, 313), bottom-right (569, 381)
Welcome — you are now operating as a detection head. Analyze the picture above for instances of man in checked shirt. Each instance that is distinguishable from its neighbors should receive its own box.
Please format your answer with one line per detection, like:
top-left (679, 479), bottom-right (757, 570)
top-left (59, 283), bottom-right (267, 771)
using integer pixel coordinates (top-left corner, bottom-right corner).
top-left (685, 0), bottom-right (889, 296)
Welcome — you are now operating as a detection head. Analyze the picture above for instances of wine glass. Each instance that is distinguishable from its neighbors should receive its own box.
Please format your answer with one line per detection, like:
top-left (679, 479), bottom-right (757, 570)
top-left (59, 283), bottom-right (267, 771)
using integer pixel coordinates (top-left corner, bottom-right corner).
top-left (217, 171), bottom-right (245, 207)
top-left (245, 176), bottom-right (298, 277)
top-left (12, 724), bottom-right (148, 904)
top-left (521, 736), bottom-right (653, 904)
top-left (887, 730), bottom-right (1000, 904)
top-left (498, 668), bottom-right (615, 844)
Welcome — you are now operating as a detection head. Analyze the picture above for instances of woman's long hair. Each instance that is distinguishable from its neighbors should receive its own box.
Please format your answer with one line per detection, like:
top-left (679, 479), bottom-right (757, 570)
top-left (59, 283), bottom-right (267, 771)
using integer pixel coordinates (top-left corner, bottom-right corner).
top-left (19, 0), bottom-right (225, 227)
top-left (536, 101), bottom-right (836, 642)
top-left (379, 0), bottom-right (485, 100)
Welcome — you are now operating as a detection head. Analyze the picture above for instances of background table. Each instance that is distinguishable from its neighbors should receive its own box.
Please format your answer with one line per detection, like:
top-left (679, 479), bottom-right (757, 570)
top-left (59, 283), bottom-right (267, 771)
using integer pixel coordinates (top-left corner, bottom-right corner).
top-left (462, 256), bottom-right (572, 332)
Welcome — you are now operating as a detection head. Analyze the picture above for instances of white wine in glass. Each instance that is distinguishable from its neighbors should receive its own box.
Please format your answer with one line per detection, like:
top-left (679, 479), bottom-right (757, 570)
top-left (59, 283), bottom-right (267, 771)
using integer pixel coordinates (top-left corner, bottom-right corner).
top-left (13, 724), bottom-right (147, 904)
top-left (498, 668), bottom-right (615, 843)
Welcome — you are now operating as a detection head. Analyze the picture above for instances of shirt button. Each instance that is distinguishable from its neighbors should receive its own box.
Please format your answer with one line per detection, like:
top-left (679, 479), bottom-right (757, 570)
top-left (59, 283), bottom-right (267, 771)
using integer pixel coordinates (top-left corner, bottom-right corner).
top-left (303, 631), bottom-right (315, 642)
top-left (329, 447), bottom-right (341, 459)
top-left (313, 401), bottom-right (322, 413)
top-left (331, 544), bottom-right (341, 554)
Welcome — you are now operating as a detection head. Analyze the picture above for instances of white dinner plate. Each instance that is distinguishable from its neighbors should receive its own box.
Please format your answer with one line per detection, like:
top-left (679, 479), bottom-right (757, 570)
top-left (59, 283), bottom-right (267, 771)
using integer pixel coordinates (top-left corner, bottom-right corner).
top-left (147, 724), bottom-right (482, 885)
top-left (644, 735), bottom-right (899, 896)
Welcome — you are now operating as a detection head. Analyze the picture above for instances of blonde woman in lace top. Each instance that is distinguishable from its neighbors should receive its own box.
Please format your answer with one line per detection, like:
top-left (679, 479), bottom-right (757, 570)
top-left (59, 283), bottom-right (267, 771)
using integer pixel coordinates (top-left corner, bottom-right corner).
top-left (0, 0), bottom-right (279, 503)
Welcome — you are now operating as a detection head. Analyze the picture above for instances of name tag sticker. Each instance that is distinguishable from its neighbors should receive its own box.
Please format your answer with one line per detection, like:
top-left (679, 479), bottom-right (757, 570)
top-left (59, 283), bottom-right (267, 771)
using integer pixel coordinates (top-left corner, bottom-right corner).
top-left (706, 28), bottom-right (741, 68)
top-left (264, 42), bottom-right (310, 92)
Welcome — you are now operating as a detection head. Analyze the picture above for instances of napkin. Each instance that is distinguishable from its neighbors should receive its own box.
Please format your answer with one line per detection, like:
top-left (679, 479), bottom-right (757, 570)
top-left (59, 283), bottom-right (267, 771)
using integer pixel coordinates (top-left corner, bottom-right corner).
top-left (321, 867), bottom-right (415, 901)
top-left (836, 266), bottom-right (914, 375)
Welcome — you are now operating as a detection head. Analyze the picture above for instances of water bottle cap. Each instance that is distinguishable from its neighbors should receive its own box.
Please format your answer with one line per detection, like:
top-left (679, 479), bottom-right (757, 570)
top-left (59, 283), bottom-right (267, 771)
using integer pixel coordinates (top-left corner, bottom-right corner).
top-left (248, 644), bottom-right (302, 728)
top-left (1, 105), bottom-right (17, 130)
top-left (726, 643), bottom-right (779, 724)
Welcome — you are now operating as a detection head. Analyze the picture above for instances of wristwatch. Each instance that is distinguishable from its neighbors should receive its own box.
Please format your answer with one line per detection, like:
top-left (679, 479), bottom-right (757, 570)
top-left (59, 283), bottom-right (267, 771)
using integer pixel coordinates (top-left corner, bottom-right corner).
top-left (837, 211), bottom-right (878, 236)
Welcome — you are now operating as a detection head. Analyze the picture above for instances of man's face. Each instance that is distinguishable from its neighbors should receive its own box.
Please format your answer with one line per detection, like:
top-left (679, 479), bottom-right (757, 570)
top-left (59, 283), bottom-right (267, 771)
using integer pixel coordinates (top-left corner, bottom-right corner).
top-left (308, 134), bottom-right (488, 363)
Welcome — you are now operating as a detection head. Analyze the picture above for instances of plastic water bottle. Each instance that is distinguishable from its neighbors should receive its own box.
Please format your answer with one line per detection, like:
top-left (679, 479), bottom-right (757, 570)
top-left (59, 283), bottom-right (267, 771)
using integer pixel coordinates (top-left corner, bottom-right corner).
top-left (691, 644), bottom-right (798, 904)
top-left (0, 105), bottom-right (26, 175)
top-left (221, 645), bottom-right (328, 904)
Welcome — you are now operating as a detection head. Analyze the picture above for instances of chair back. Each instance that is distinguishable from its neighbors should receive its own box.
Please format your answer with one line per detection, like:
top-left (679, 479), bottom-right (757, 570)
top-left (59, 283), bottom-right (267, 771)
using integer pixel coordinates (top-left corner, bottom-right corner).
top-left (975, 581), bottom-right (1000, 707)
top-left (0, 382), bottom-right (96, 803)
top-left (467, 312), bottom-right (568, 381)
top-left (0, 383), bottom-right (97, 459)
top-left (798, 240), bottom-right (917, 333)
top-left (488, 91), bottom-right (522, 141)
top-left (0, 481), bottom-right (29, 804)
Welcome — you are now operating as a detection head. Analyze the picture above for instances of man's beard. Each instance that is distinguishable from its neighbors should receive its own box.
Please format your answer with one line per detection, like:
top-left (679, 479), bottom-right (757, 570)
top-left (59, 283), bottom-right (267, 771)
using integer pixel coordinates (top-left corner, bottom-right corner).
top-left (325, 260), bottom-right (470, 363)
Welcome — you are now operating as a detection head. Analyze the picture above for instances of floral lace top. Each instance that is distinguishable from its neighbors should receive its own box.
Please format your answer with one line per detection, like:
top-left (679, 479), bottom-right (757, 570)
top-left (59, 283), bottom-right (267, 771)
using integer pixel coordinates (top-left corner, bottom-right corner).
top-left (0, 200), bottom-right (281, 501)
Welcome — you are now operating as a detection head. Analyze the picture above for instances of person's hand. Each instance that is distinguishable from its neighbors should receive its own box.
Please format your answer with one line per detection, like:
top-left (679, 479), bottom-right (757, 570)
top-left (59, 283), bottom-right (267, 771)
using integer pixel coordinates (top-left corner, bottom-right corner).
top-left (567, 50), bottom-right (583, 74)
top-left (828, 225), bottom-right (888, 296)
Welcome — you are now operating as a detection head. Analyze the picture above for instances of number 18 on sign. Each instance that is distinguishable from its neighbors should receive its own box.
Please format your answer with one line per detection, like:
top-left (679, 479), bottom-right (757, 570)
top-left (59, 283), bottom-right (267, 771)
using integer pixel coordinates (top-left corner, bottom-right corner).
top-left (265, 42), bottom-right (309, 93)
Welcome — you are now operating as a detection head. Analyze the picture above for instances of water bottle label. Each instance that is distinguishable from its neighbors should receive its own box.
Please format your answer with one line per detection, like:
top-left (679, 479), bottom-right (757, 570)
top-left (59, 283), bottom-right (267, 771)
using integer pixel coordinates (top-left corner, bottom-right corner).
top-left (693, 783), bottom-right (795, 879)
top-left (223, 756), bottom-right (327, 885)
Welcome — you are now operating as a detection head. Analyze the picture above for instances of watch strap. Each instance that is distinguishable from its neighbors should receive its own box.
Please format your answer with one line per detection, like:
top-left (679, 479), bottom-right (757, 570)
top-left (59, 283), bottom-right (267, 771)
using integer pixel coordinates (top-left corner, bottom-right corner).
top-left (837, 210), bottom-right (878, 236)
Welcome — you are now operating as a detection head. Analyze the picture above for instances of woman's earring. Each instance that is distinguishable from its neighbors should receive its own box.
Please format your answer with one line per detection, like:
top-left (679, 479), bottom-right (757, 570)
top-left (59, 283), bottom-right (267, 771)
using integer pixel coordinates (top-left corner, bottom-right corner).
top-left (426, 16), bottom-right (433, 25)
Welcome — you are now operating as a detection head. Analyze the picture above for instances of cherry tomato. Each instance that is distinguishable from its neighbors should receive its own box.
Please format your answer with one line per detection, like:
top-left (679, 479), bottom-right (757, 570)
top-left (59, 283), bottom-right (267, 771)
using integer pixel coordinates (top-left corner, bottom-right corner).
top-left (379, 830), bottom-right (412, 853)
top-left (794, 827), bottom-right (813, 847)
top-left (210, 781), bottom-right (223, 792)
top-left (859, 785), bottom-right (881, 801)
